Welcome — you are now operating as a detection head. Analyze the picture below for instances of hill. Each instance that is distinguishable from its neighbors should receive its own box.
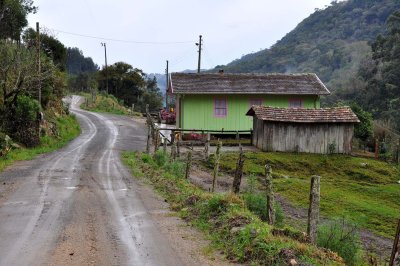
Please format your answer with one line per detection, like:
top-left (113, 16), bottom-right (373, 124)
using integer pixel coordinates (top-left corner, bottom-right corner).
top-left (213, 0), bottom-right (400, 103)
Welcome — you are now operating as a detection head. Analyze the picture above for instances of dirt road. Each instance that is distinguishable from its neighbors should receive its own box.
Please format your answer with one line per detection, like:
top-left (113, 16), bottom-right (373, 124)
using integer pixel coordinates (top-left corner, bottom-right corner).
top-left (0, 96), bottom-right (206, 266)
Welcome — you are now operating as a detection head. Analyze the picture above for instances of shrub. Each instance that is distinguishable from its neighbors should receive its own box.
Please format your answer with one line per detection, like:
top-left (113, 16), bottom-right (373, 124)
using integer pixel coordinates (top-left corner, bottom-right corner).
top-left (0, 133), bottom-right (12, 157)
top-left (274, 202), bottom-right (285, 228)
top-left (246, 173), bottom-right (257, 193)
top-left (163, 160), bottom-right (185, 178)
top-left (7, 95), bottom-right (40, 147)
top-left (317, 218), bottom-right (362, 266)
top-left (243, 193), bottom-right (285, 227)
top-left (141, 153), bottom-right (153, 164)
top-left (153, 150), bottom-right (168, 167)
top-left (328, 140), bottom-right (336, 154)
top-left (350, 103), bottom-right (373, 142)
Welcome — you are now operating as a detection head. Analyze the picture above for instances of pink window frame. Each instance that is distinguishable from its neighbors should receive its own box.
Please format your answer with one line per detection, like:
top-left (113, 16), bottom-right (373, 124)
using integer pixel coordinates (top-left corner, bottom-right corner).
top-left (288, 98), bottom-right (304, 108)
top-left (214, 97), bottom-right (228, 118)
top-left (249, 98), bottom-right (264, 108)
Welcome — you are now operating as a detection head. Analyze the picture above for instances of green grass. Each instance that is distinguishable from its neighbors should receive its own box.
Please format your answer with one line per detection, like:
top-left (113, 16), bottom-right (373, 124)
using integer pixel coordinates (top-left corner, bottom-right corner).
top-left (80, 93), bottom-right (142, 117)
top-left (121, 151), bottom-right (344, 265)
top-left (0, 115), bottom-right (80, 172)
top-left (212, 152), bottom-right (400, 238)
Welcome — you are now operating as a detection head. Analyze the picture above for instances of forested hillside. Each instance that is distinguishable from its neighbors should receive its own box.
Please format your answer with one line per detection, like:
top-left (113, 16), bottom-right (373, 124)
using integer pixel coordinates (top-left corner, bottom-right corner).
top-left (215, 0), bottom-right (400, 94)
top-left (213, 0), bottom-right (400, 129)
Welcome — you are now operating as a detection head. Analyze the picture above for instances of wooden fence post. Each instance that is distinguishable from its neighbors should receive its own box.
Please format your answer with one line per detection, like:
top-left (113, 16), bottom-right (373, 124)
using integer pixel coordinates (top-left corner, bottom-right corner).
top-left (154, 129), bottom-right (160, 153)
top-left (146, 124), bottom-right (151, 154)
top-left (185, 151), bottom-right (192, 179)
top-left (232, 147), bottom-right (245, 194)
top-left (211, 141), bottom-right (222, 192)
top-left (265, 164), bottom-right (275, 225)
top-left (163, 137), bottom-right (167, 154)
top-left (236, 131), bottom-right (241, 147)
top-left (390, 219), bottom-right (400, 266)
top-left (177, 140), bottom-right (181, 158)
top-left (204, 133), bottom-right (210, 160)
top-left (131, 103), bottom-right (134, 114)
top-left (307, 175), bottom-right (321, 244)
top-left (171, 143), bottom-right (176, 161)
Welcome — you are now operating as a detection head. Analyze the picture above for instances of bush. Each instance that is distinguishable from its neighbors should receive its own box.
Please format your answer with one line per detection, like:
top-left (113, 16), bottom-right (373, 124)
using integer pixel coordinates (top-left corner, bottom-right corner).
top-left (243, 193), bottom-right (285, 227)
top-left (7, 95), bottom-right (40, 147)
top-left (246, 173), bottom-right (258, 193)
top-left (163, 160), bottom-right (185, 178)
top-left (350, 103), bottom-right (373, 142)
top-left (141, 153), bottom-right (153, 164)
top-left (153, 150), bottom-right (168, 167)
top-left (0, 133), bottom-right (12, 157)
top-left (317, 219), bottom-right (362, 266)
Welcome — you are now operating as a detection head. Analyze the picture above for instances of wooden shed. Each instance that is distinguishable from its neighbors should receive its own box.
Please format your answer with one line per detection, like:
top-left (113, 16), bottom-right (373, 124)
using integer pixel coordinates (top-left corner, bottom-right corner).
top-left (246, 106), bottom-right (360, 154)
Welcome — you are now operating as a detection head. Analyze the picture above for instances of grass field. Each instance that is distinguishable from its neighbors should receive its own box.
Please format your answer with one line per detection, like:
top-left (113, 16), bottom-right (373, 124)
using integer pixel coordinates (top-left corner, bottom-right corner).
top-left (122, 151), bottom-right (344, 265)
top-left (81, 93), bottom-right (142, 117)
top-left (212, 152), bottom-right (400, 238)
top-left (0, 115), bottom-right (80, 172)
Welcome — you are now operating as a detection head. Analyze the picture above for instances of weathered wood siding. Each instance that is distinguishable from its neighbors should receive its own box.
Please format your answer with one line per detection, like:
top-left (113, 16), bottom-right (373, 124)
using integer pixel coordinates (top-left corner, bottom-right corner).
top-left (253, 120), bottom-right (354, 154)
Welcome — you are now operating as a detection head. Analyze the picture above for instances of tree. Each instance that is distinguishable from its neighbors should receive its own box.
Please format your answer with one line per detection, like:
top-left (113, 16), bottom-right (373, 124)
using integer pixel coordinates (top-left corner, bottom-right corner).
top-left (68, 72), bottom-right (97, 93)
top-left (350, 103), bottom-right (373, 141)
top-left (97, 62), bottom-right (162, 111)
top-left (0, 0), bottom-right (37, 40)
top-left (66, 47), bottom-right (98, 75)
top-left (22, 28), bottom-right (67, 71)
top-left (0, 40), bottom-right (66, 145)
top-left (354, 11), bottom-right (400, 130)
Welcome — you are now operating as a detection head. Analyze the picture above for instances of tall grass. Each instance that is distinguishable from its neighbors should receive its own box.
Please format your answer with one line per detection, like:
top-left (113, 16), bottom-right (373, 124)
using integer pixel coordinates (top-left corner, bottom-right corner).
top-left (317, 218), bottom-right (362, 266)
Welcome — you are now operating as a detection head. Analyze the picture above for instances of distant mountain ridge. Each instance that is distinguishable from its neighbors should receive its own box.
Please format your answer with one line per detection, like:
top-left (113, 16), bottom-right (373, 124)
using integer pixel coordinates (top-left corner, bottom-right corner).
top-left (213, 0), bottom-right (400, 102)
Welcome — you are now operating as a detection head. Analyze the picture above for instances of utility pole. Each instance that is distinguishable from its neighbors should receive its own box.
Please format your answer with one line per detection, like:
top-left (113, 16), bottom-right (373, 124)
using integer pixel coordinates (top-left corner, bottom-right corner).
top-left (36, 22), bottom-right (41, 138)
top-left (196, 35), bottom-right (202, 73)
top-left (36, 22), bottom-right (41, 107)
top-left (101, 42), bottom-right (109, 94)
top-left (165, 60), bottom-right (169, 109)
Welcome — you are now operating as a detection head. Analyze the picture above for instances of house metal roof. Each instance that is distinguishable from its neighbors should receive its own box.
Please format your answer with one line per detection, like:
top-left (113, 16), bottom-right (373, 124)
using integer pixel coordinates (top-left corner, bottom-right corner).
top-left (246, 106), bottom-right (360, 123)
top-left (169, 73), bottom-right (330, 95)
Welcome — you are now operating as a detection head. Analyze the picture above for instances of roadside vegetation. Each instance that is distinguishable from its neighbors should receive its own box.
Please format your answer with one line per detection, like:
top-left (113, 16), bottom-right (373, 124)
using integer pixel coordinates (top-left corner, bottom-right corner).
top-left (0, 114), bottom-right (80, 172)
top-left (122, 151), bottom-right (345, 265)
top-left (0, 0), bottom-right (84, 169)
top-left (210, 152), bottom-right (399, 239)
top-left (80, 93), bottom-right (142, 116)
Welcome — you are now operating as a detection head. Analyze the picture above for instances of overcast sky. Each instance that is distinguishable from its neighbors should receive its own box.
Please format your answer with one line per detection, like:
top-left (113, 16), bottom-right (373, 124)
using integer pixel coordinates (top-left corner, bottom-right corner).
top-left (27, 0), bottom-right (336, 74)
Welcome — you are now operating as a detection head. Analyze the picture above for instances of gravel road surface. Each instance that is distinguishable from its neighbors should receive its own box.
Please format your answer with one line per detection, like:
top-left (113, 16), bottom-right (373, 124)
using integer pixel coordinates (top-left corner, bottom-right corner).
top-left (0, 96), bottom-right (199, 266)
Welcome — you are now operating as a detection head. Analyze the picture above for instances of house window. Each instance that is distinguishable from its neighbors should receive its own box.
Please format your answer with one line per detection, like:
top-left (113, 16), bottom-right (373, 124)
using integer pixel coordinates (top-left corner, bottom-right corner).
top-left (214, 98), bottom-right (227, 117)
top-left (289, 99), bottom-right (303, 108)
top-left (249, 98), bottom-right (263, 107)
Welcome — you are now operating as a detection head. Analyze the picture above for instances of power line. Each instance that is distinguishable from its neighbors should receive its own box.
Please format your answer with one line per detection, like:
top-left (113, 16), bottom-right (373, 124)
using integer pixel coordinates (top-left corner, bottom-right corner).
top-left (49, 28), bottom-right (196, 45)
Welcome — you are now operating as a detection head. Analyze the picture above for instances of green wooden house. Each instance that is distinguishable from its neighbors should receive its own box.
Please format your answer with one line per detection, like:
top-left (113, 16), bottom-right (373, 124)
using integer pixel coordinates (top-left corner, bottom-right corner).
top-left (168, 73), bottom-right (330, 131)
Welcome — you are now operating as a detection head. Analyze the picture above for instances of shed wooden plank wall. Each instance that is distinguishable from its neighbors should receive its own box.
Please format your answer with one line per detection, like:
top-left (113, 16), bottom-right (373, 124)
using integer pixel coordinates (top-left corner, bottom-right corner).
top-left (253, 120), bottom-right (354, 154)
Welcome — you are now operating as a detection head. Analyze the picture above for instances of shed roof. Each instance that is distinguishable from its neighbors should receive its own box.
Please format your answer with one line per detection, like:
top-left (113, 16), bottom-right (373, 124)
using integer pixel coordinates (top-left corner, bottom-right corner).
top-left (169, 73), bottom-right (330, 95)
top-left (246, 106), bottom-right (360, 123)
